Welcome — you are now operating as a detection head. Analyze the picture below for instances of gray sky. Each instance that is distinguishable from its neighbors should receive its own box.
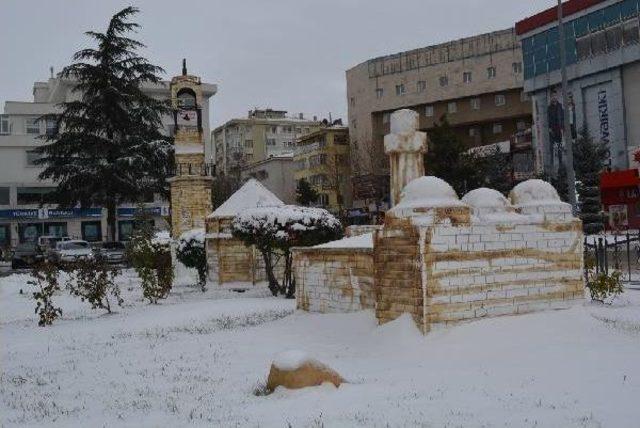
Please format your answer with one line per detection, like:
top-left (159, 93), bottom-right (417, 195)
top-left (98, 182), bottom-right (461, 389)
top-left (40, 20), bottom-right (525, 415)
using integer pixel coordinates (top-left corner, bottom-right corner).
top-left (1, 0), bottom-right (557, 127)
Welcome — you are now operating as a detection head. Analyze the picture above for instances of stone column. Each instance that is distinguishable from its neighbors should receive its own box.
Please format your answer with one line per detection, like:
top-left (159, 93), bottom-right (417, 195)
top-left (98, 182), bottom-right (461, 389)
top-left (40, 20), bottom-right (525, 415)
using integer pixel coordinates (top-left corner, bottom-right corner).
top-left (384, 109), bottom-right (427, 206)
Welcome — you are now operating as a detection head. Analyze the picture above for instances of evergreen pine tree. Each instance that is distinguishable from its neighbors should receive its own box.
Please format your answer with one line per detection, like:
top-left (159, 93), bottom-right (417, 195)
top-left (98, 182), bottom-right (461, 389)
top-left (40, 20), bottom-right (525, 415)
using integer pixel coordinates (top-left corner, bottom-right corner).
top-left (573, 125), bottom-right (608, 234)
top-left (35, 7), bottom-right (172, 241)
top-left (296, 178), bottom-right (319, 206)
top-left (425, 115), bottom-right (485, 195)
top-left (482, 146), bottom-right (513, 195)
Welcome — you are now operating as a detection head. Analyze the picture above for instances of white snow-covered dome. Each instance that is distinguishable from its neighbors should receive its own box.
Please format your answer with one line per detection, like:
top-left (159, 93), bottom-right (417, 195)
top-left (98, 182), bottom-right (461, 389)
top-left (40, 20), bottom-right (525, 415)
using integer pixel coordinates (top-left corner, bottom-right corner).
top-left (396, 176), bottom-right (462, 209)
top-left (462, 188), bottom-right (511, 212)
top-left (509, 179), bottom-right (561, 206)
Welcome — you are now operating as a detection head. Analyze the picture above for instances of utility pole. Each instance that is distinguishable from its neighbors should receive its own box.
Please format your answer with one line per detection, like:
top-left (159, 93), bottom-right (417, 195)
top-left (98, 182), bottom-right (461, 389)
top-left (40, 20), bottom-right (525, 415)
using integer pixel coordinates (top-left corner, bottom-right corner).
top-left (557, 0), bottom-right (578, 209)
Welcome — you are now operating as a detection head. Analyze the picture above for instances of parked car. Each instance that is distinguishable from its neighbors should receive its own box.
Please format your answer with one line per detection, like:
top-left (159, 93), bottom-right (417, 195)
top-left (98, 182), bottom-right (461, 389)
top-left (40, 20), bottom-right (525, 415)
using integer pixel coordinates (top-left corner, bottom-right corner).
top-left (48, 240), bottom-right (94, 263)
top-left (11, 242), bottom-right (44, 269)
top-left (96, 241), bottom-right (127, 265)
top-left (37, 235), bottom-right (70, 253)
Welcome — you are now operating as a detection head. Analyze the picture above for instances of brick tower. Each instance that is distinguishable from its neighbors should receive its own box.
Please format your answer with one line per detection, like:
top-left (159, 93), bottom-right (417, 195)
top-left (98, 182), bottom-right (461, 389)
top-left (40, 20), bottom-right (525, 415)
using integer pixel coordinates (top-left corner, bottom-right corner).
top-left (168, 60), bottom-right (213, 238)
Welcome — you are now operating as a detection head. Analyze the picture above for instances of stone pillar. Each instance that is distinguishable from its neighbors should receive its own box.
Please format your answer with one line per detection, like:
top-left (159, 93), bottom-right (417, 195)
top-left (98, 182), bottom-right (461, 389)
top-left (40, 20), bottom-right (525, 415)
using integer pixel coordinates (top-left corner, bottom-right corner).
top-left (384, 109), bottom-right (427, 207)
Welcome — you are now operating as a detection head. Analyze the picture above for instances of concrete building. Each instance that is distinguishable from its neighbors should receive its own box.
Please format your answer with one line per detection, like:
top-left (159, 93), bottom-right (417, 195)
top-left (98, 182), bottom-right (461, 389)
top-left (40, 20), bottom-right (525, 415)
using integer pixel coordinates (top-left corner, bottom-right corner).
top-left (212, 109), bottom-right (322, 176)
top-left (294, 126), bottom-right (351, 214)
top-left (241, 155), bottom-right (296, 204)
top-left (0, 73), bottom-right (216, 248)
top-left (517, 0), bottom-right (640, 176)
top-left (346, 28), bottom-right (532, 208)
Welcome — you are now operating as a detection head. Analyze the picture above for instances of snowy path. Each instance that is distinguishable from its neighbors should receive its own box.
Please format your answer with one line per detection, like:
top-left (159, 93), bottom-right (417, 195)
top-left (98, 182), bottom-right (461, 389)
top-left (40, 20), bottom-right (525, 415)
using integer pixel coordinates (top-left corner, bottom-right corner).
top-left (1, 272), bottom-right (639, 427)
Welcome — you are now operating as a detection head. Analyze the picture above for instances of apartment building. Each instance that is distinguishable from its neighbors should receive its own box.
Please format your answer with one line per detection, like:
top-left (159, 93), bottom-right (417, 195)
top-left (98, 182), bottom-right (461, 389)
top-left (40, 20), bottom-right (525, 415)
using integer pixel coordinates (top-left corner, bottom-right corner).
top-left (294, 126), bottom-right (351, 213)
top-left (241, 155), bottom-right (296, 204)
top-left (0, 74), bottom-right (216, 248)
top-left (212, 109), bottom-right (321, 175)
top-left (346, 28), bottom-right (532, 207)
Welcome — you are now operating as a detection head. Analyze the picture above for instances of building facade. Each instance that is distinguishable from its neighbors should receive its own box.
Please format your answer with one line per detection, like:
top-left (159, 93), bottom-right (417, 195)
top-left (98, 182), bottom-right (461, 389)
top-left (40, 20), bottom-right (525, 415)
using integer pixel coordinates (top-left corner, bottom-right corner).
top-left (0, 73), bottom-right (216, 248)
top-left (241, 155), bottom-right (296, 204)
top-left (346, 28), bottom-right (532, 207)
top-left (294, 126), bottom-right (352, 214)
top-left (212, 109), bottom-right (321, 176)
top-left (517, 0), bottom-right (640, 175)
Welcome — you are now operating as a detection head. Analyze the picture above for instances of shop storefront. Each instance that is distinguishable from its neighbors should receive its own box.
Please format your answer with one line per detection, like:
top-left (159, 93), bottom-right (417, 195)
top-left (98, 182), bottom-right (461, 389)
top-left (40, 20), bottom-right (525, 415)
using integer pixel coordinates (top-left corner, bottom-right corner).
top-left (600, 169), bottom-right (640, 230)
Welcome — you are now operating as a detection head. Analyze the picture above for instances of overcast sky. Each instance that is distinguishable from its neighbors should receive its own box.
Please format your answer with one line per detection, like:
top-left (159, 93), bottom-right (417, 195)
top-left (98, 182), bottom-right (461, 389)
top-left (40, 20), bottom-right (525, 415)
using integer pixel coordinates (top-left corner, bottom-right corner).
top-left (1, 0), bottom-right (557, 127)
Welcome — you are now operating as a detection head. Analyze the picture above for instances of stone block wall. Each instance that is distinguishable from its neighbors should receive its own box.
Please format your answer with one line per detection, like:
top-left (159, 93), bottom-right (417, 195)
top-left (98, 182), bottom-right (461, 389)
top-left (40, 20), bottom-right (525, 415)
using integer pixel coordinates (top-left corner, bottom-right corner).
top-left (169, 176), bottom-right (213, 238)
top-left (294, 247), bottom-right (375, 313)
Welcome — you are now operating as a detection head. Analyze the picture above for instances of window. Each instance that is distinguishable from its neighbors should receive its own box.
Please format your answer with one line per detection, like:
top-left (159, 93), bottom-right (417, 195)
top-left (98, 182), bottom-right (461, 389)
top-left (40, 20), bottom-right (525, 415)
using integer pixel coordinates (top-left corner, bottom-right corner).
top-left (463, 72), bottom-right (472, 83)
top-left (382, 112), bottom-right (390, 124)
top-left (439, 75), bottom-right (448, 87)
top-left (470, 98), bottom-right (481, 110)
top-left (395, 84), bottom-right (405, 96)
top-left (26, 150), bottom-right (43, 167)
top-left (512, 62), bottom-right (522, 74)
top-left (19, 223), bottom-right (43, 243)
top-left (517, 120), bottom-right (527, 131)
top-left (425, 105), bottom-right (434, 117)
top-left (350, 97), bottom-right (355, 106)
top-left (495, 94), bottom-right (506, 106)
top-left (82, 221), bottom-right (102, 242)
top-left (0, 115), bottom-right (10, 135)
top-left (44, 222), bottom-right (67, 238)
top-left (469, 128), bottom-right (477, 137)
top-left (492, 123), bottom-right (503, 134)
top-left (352, 119), bottom-right (357, 129)
top-left (317, 193), bottom-right (329, 206)
top-left (282, 126), bottom-right (292, 133)
top-left (0, 225), bottom-right (10, 247)
top-left (244, 140), bottom-right (254, 148)
top-left (375, 88), bottom-right (384, 98)
top-left (17, 187), bottom-right (54, 204)
top-left (270, 126), bottom-right (277, 134)
top-left (487, 66), bottom-right (497, 79)
top-left (118, 221), bottom-right (134, 242)
top-left (417, 80), bottom-right (427, 93)
top-left (0, 187), bottom-right (9, 205)
top-left (447, 102), bottom-right (457, 114)
top-left (266, 138), bottom-right (276, 146)
top-left (25, 117), bottom-right (40, 134)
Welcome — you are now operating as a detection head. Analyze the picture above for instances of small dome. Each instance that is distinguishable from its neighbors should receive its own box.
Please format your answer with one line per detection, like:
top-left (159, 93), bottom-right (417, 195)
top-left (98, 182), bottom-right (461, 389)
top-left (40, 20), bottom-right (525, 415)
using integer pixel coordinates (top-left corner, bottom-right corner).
top-left (397, 176), bottom-right (460, 208)
top-left (509, 179), bottom-right (561, 206)
top-left (462, 188), bottom-right (511, 211)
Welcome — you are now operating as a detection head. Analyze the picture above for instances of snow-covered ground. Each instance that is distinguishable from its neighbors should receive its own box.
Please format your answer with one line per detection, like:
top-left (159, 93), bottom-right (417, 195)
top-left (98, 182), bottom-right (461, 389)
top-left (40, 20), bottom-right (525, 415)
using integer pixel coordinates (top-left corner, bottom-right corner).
top-left (1, 270), bottom-right (639, 427)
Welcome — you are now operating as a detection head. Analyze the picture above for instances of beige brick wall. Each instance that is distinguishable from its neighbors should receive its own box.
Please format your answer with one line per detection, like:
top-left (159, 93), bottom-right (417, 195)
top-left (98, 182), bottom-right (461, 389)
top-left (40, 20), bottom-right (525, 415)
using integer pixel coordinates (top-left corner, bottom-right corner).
top-left (169, 176), bottom-right (213, 238)
top-left (294, 248), bottom-right (375, 313)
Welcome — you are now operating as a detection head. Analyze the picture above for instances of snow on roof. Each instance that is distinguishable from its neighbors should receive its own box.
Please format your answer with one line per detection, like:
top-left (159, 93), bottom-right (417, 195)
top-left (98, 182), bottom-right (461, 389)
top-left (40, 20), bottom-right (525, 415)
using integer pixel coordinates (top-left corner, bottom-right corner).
top-left (509, 179), bottom-right (561, 206)
top-left (394, 176), bottom-right (465, 210)
top-left (313, 232), bottom-right (373, 249)
top-left (209, 179), bottom-right (284, 218)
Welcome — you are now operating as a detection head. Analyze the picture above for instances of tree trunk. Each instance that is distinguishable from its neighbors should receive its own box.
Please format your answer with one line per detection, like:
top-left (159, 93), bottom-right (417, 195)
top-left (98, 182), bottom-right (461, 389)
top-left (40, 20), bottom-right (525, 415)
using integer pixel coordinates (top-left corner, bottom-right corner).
top-left (284, 250), bottom-right (295, 299)
top-left (106, 201), bottom-right (117, 242)
top-left (261, 250), bottom-right (279, 296)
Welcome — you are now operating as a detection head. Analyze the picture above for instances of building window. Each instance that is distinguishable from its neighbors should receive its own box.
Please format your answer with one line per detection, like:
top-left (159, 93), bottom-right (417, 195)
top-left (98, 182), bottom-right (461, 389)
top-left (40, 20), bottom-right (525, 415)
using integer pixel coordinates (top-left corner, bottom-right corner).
top-left (463, 72), bottom-right (472, 83)
top-left (26, 150), bottom-right (44, 167)
top-left (266, 138), bottom-right (276, 146)
top-left (350, 97), bottom-right (355, 106)
top-left (270, 126), bottom-right (277, 134)
top-left (0, 187), bottom-right (10, 205)
top-left (44, 222), bottom-right (67, 238)
top-left (19, 223), bottom-right (43, 243)
top-left (375, 88), bottom-right (384, 98)
top-left (425, 105), bottom-right (434, 117)
top-left (0, 115), bottom-right (10, 135)
top-left (0, 225), bottom-right (10, 247)
top-left (82, 221), bottom-right (102, 242)
top-left (512, 62), bottom-right (522, 74)
top-left (495, 94), bottom-right (506, 106)
top-left (447, 102), bottom-right (457, 114)
top-left (439, 75), bottom-right (448, 87)
top-left (352, 119), bottom-right (357, 129)
top-left (469, 128), bottom-right (477, 137)
top-left (487, 66), bottom-right (497, 79)
top-left (395, 84), bottom-right (406, 96)
top-left (25, 117), bottom-right (41, 134)
top-left (417, 80), bottom-right (427, 93)
top-left (17, 187), bottom-right (54, 205)
top-left (517, 120), bottom-right (527, 131)
top-left (382, 112), bottom-right (390, 124)
top-left (492, 123), bottom-right (503, 134)
top-left (244, 140), bottom-right (253, 148)
top-left (470, 98), bottom-right (481, 110)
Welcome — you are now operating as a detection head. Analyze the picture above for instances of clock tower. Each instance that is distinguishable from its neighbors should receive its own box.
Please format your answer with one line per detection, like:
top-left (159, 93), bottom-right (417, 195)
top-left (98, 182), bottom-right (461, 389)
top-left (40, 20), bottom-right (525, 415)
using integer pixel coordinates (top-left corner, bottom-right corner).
top-left (167, 60), bottom-right (213, 238)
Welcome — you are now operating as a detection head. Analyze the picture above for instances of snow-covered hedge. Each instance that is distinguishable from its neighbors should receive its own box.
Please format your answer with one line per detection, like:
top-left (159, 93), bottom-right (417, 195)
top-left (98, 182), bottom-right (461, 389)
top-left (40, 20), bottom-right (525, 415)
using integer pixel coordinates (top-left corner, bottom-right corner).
top-left (176, 228), bottom-right (207, 291)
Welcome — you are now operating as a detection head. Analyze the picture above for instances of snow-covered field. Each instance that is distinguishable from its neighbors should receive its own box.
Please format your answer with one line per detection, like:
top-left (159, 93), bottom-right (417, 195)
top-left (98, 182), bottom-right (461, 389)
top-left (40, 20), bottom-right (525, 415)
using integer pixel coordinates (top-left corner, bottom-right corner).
top-left (1, 270), bottom-right (639, 427)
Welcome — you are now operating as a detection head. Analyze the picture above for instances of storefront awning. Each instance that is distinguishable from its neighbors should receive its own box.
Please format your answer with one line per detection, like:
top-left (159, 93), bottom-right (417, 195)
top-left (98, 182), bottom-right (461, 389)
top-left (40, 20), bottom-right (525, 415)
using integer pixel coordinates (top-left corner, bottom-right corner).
top-left (600, 169), bottom-right (640, 189)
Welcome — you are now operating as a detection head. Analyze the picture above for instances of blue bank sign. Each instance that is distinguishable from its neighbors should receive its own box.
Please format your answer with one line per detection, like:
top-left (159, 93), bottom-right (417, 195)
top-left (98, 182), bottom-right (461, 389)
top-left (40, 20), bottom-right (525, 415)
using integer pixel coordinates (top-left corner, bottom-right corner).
top-left (0, 208), bottom-right (103, 220)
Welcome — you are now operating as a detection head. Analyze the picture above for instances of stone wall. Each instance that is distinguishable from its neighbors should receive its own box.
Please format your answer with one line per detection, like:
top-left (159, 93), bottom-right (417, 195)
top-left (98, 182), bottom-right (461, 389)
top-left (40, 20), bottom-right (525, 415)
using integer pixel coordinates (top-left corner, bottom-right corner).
top-left (170, 176), bottom-right (213, 238)
top-left (294, 247), bottom-right (375, 313)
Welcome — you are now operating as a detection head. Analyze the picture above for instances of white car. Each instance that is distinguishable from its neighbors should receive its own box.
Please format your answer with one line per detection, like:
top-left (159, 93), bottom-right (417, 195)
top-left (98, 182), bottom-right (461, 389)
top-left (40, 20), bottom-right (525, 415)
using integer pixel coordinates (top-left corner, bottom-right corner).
top-left (49, 240), bottom-right (94, 263)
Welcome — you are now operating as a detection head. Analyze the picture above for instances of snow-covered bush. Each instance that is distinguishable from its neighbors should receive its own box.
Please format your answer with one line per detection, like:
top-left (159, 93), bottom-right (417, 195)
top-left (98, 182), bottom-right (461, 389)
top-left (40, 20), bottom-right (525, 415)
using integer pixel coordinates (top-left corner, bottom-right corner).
top-left (127, 229), bottom-right (174, 304)
top-left (232, 205), bottom-right (343, 297)
top-left (29, 261), bottom-right (63, 326)
top-left (586, 269), bottom-right (624, 303)
top-left (176, 228), bottom-right (207, 292)
top-left (64, 258), bottom-right (123, 314)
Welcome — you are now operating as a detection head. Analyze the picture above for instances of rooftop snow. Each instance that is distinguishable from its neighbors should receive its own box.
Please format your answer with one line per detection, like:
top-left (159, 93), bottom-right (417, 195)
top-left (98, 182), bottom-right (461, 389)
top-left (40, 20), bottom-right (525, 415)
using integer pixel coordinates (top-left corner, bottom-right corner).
top-left (313, 232), bottom-right (373, 249)
top-left (209, 179), bottom-right (284, 218)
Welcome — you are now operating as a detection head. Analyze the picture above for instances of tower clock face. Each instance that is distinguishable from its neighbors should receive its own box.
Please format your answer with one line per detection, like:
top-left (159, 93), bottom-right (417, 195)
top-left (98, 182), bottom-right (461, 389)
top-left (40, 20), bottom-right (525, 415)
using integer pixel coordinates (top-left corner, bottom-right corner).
top-left (177, 110), bottom-right (197, 127)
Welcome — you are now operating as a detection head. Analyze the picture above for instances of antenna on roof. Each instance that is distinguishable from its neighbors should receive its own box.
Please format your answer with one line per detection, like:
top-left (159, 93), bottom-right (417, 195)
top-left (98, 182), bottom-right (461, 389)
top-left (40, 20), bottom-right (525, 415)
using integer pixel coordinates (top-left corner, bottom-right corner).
top-left (182, 58), bottom-right (187, 76)
top-left (50, 66), bottom-right (54, 78)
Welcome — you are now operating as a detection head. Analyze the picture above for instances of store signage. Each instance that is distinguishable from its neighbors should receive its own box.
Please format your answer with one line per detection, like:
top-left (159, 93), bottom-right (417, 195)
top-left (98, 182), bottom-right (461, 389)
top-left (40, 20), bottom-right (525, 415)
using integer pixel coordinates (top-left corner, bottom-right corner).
top-left (117, 206), bottom-right (168, 218)
top-left (0, 208), bottom-right (103, 220)
top-left (598, 89), bottom-right (610, 146)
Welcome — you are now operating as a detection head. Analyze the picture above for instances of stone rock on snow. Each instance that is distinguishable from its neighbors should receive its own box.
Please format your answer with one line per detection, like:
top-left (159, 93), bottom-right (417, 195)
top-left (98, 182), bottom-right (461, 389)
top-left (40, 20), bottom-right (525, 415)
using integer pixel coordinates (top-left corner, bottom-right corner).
top-left (266, 350), bottom-right (345, 392)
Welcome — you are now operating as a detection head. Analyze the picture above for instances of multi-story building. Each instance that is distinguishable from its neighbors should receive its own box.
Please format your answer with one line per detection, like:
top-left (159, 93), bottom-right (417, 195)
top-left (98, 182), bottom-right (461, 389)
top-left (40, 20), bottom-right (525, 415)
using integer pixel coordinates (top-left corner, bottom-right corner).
top-left (294, 126), bottom-right (351, 214)
top-left (517, 0), bottom-right (640, 175)
top-left (346, 28), bottom-right (532, 207)
top-left (241, 155), bottom-right (296, 204)
top-left (0, 73), bottom-right (216, 248)
top-left (212, 109), bottom-right (321, 176)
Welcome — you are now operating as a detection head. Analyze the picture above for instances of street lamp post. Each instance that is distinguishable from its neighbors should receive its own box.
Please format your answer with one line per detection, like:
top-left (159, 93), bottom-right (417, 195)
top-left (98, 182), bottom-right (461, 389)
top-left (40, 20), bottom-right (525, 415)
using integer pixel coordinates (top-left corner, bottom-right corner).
top-left (557, 0), bottom-right (578, 209)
